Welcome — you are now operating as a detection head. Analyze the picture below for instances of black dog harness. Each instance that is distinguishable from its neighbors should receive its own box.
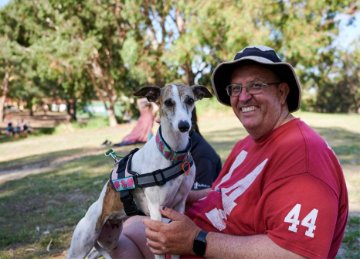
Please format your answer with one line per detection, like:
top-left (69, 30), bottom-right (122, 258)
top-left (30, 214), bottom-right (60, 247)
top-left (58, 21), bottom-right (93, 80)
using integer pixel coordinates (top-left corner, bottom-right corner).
top-left (109, 148), bottom-right (193, 216)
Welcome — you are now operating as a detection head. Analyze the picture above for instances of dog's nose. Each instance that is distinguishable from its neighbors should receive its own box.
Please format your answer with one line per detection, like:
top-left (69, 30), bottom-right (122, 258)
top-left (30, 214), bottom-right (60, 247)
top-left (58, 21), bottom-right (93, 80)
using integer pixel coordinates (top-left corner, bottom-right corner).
top-left (178, 120), bottom-right (190, 132)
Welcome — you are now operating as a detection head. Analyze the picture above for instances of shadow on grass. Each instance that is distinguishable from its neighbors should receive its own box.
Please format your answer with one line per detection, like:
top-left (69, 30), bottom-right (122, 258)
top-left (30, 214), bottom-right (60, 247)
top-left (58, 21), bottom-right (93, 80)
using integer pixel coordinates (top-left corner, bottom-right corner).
top-left (0, 125), bottom-right (359, 258)
top-left (0, 144), bottom-right (142, 252)
top-left (0, 153), bottom-right (112, 257)
top-left (0, 147), bottom-right (99, 172)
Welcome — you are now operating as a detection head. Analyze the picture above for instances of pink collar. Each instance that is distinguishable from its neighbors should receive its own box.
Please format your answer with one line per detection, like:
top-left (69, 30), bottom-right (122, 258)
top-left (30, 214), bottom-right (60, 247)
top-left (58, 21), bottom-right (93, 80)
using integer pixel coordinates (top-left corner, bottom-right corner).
top-left (155, 127), bottom-right (191, 164)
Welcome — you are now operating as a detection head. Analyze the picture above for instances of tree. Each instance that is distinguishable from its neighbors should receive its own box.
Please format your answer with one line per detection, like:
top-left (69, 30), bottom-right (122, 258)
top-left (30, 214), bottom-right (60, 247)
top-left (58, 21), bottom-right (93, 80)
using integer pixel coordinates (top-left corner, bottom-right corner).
top-left (1, 0), bottom-right (358, 121)
top-left (316, 45), bottom-right (360, 113)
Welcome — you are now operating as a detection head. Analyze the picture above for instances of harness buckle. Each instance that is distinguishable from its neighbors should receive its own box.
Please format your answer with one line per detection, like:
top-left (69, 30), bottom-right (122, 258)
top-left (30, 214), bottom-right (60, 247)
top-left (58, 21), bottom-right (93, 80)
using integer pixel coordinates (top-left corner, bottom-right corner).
top-left (153, 169), bottom-right (166, 186)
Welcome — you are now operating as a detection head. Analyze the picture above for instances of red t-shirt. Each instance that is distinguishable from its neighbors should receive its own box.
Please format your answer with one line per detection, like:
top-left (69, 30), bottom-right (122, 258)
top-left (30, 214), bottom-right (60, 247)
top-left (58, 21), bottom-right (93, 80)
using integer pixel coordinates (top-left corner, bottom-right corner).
top-left (186, 119), bottom-right (348, 258)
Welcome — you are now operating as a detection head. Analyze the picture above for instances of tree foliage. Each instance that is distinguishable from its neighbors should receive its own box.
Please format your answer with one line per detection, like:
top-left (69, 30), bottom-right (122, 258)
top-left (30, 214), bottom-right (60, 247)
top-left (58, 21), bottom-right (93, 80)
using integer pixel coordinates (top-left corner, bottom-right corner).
top-left (0, 0), bottom-right (359, 125)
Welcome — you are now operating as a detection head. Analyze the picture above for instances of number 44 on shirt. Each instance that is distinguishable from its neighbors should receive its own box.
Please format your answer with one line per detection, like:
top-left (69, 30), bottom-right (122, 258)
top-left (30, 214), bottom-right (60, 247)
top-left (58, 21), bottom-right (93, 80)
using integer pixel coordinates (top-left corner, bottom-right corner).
top-left (284, 203), bottom-right (318, 238)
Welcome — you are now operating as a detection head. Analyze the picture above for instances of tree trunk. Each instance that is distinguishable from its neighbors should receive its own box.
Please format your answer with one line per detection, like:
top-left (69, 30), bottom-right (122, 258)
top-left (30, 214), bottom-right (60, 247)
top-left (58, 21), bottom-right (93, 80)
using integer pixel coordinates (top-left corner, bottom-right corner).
top-left (66, 99), bottom-right (77, 121)
top-left (103, 100), bottom-right (117, 127)
top-left (0, 94), bottom-right (6, 123)
top-left (86, 59), bottom-right (118, 127)
top-left (0, 71), bottom-right (10, 123)
top-left (183, 62), bottom-right (195, 85)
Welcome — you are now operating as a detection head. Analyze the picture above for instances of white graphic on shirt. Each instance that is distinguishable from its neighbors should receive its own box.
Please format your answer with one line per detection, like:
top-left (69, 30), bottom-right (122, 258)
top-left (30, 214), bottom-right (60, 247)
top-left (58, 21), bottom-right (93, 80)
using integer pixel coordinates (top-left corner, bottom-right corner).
top-left (214, 150), bottom-right (248, 191)
top-left (205, 208), bottom-right (227, 231)
top-left (206, 151), bottom-right (268, 231)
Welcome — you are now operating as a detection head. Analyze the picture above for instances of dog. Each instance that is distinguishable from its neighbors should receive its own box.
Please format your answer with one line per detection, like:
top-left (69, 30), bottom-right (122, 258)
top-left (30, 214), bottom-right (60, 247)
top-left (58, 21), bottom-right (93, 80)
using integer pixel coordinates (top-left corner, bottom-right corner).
top-left (67, 83), bottom-right (212, 259)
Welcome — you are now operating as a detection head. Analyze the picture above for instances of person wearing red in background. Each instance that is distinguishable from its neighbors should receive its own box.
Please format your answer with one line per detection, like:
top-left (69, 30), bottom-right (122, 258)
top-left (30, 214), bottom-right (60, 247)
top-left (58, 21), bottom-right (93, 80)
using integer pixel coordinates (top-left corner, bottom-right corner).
top-left (102, 46), bottom-right (348, 259)
top-left (113, 98), bottom-right (157, 147)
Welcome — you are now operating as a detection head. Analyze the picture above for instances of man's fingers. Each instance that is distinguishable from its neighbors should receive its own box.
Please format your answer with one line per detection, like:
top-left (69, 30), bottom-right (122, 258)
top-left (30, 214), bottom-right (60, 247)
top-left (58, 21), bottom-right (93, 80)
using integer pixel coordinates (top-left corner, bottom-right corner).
top-left (160, 206), bottom-right (184, 221)
top-left (146, 235), bottom-right (168, 255)
top-left (144, 224), bottom-right (160, 240)
top-left (143, 218), bottom-right (163, 230)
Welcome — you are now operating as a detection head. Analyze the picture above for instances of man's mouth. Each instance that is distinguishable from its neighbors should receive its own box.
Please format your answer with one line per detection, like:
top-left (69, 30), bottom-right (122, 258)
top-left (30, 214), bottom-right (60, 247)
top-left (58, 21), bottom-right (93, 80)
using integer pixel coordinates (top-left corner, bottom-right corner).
top-left (241, 106), bottom-right (256, 113)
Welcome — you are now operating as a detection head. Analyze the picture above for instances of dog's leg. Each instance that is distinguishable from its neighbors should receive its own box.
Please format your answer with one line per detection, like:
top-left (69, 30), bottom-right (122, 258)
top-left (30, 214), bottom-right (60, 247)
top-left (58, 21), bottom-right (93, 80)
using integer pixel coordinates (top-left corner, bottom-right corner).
top-left (87, 242), bottom-right (112, 259)
top-left (95, 216), bottom-right (124, 256)
top-left (67, 197), bottom-right (104, 259)
top-left (67, 182), bottom-right (116, 259)
top-left (145, 189), bottom-right (165, 259)
top-left (164, 199), bottom-right (188, 259)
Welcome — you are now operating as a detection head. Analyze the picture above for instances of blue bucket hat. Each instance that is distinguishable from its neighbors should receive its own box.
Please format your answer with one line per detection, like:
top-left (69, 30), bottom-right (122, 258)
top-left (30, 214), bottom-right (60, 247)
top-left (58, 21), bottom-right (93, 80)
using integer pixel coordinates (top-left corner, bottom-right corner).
top-left (211, 46), bottom-right (301, 112)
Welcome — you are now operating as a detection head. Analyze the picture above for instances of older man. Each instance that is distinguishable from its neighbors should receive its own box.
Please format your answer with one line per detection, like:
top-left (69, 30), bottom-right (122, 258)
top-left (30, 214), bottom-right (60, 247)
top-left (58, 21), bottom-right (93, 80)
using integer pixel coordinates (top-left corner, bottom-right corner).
top-left (109, 46), bottom-right (349, 258)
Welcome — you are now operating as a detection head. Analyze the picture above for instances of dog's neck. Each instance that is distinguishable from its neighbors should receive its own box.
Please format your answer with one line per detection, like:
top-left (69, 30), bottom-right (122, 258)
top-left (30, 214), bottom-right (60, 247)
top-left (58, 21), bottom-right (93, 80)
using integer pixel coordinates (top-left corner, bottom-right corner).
top-left (156, 123), bottom-right (191, 163)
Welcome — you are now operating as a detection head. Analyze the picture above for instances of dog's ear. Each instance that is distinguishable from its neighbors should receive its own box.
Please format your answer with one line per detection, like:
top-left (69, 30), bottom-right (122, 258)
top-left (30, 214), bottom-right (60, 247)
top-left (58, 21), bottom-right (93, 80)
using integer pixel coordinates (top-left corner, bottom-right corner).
top-left (192, 85), bottom-right (212, 100)
top-left (134, 86), bottom-right (161, 102)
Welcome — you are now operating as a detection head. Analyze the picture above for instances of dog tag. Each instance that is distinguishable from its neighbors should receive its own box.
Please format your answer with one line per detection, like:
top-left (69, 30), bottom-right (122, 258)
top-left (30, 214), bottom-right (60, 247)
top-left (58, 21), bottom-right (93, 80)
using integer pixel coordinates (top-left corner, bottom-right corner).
top-left (112, 177), bottom-right (136, 191)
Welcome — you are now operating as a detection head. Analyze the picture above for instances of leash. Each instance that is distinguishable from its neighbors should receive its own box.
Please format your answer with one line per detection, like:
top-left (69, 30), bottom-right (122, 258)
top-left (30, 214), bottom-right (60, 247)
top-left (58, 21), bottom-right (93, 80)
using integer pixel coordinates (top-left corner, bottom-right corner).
top-left (106, 148), bottom-right (193, 216)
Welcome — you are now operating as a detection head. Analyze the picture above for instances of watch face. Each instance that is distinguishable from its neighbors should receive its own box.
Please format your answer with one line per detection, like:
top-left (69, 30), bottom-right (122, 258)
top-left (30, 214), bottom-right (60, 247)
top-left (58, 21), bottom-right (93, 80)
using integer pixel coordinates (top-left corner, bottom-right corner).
top-left (193, 231), bottom-right (207, 256)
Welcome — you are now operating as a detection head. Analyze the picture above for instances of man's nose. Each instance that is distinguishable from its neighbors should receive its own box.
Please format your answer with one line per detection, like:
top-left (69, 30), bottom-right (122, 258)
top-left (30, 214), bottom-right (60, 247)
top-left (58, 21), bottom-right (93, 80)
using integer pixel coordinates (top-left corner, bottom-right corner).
top-left (238, 87), bottom-right (252, 102)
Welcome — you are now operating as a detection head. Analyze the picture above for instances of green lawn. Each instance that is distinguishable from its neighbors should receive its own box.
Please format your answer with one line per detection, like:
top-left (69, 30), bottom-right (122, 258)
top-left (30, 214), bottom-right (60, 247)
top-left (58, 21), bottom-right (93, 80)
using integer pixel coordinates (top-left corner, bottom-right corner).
top-left (0, 107), bottom-right (359, 258)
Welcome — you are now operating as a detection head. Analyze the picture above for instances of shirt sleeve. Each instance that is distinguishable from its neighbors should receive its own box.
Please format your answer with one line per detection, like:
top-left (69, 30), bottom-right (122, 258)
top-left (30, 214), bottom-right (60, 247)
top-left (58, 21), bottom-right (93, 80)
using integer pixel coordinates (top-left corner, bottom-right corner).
top-left (257, 174), bottom-right (339, 259)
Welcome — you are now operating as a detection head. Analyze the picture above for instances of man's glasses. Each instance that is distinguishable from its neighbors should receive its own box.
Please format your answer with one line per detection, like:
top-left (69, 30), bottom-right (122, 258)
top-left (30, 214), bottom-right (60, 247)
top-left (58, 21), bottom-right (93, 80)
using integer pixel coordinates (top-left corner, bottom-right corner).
top-left (226, 81), bottom-right (281, 97)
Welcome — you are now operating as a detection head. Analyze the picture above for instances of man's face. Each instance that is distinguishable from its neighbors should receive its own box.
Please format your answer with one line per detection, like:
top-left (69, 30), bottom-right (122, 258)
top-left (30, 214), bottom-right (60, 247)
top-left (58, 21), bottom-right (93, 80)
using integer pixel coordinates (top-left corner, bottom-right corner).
top-left (229, 64), bottom-right (289, 139)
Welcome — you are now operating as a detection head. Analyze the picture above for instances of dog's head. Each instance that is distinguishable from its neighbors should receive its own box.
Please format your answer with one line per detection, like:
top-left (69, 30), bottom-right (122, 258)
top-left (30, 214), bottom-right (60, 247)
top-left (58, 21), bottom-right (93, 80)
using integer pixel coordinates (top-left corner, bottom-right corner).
top-left (134, 84), bottom-right (212, 134)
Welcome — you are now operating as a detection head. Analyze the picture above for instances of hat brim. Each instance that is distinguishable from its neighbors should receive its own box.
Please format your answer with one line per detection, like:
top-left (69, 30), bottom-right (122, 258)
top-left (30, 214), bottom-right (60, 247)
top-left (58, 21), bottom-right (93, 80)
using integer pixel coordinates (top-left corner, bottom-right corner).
top-left (211, 57), bottom-right (301, 112)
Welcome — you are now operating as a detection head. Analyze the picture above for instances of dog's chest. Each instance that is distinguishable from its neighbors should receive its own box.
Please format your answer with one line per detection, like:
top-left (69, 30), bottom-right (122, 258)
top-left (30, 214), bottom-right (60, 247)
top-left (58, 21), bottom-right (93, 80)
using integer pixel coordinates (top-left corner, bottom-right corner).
top-left (128, 142), bottom-right (195, 211)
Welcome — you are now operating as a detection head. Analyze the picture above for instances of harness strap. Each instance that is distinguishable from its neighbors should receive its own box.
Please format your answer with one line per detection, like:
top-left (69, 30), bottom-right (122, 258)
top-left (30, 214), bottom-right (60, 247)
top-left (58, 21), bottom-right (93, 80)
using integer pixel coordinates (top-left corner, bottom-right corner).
top-left (109, 148), bottom-right (193, 217)
top-left (127, 154), bottom-right (193, 188)
top-left (120, 190), bottom-right (145, 216)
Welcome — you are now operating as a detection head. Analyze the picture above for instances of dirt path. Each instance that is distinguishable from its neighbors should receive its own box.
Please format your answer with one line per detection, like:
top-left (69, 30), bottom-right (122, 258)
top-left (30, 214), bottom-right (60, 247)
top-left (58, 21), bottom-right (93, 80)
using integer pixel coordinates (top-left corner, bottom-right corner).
top-left (0, 147), bottom-right (105, 184)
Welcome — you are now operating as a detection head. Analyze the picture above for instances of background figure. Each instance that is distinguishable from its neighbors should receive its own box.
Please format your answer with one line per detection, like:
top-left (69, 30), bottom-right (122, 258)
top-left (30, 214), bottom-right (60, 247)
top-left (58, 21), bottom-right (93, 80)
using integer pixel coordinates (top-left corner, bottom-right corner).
top-left (20, 119), bottom-right (31, 136)
top-left (113, 98), bottom-right (157, 147)
top-left (5, 122), bottom-right (14, 137)
top-left (190, 108), bottom-right (222, 190)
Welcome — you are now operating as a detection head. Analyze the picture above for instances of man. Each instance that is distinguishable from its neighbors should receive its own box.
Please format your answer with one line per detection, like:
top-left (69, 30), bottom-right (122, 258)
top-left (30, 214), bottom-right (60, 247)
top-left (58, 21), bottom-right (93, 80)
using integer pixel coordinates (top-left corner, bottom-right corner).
top-left (110, 46), bottom-right (349, 258)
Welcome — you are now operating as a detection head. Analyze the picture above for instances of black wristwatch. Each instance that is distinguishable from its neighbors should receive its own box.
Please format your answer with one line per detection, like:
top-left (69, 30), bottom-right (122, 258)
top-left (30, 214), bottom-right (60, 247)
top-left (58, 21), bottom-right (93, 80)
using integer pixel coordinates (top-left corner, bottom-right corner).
top-left (193, 230), bottom-right (208, 256)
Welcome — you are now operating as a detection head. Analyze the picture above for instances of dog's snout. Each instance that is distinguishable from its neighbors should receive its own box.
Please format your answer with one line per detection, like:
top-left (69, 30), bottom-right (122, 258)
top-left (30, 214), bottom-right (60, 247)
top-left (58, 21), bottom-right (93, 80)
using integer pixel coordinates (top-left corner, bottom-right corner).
top-left (178, 120), bottom-right (190, 132)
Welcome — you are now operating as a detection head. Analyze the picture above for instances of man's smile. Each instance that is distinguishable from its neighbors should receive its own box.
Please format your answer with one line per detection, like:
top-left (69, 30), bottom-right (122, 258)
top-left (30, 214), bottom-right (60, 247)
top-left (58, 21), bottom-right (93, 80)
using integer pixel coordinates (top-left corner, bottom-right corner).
top-left (241, 105), bottom-right (256, 113)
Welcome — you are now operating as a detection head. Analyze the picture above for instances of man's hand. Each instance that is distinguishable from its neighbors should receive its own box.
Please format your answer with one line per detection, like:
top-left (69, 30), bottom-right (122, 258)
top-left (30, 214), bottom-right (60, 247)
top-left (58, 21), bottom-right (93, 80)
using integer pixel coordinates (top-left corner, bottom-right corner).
top-left (143, 207), bottom-right (201, 255)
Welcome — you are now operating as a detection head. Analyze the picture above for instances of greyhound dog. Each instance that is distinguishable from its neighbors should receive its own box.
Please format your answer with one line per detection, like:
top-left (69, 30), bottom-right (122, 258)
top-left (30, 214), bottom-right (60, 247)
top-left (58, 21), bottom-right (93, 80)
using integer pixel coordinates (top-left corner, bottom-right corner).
top-left (67, 83), bottom-right (212, 259)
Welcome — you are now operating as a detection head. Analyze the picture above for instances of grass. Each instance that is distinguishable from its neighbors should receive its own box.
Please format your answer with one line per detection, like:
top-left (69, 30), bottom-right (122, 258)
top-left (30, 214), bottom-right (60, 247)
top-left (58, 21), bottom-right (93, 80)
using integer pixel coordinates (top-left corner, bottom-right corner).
top-left (0, 105), bottom-right (359, 258)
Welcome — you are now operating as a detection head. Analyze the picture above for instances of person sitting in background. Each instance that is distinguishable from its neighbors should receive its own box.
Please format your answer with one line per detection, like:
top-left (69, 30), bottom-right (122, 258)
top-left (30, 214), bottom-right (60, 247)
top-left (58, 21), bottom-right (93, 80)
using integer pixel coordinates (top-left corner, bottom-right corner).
top-left (20, 119), bottom-right (31, 136)
top-left (112, 98), bottom-right (157, 147)
top-left (5, 122), bottom-right (14, 137)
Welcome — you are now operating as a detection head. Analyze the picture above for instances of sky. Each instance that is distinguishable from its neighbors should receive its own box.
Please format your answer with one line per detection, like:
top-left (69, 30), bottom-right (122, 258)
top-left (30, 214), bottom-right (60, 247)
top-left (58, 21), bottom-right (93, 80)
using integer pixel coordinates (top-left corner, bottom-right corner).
top-left (0, 0), bottom-right (8, 8)
top-left (0, 0), bottom-right (359, 49)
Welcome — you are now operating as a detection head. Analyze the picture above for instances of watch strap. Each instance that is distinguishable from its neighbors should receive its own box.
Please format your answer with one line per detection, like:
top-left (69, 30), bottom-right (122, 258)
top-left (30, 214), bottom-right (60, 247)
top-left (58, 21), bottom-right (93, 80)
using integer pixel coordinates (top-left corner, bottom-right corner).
top-left (193, 230), bottom-right (208, 256)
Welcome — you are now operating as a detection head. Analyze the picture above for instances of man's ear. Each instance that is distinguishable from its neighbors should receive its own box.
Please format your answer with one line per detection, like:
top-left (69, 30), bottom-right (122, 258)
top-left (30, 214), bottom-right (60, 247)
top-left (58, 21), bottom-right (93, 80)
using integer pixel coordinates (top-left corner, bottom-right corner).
top-left (192, 85), bottom-right (212, 100)
top-left (134, 86), bottom-right (161, 102)
top-left (278, 83), bottom-right (290, 106)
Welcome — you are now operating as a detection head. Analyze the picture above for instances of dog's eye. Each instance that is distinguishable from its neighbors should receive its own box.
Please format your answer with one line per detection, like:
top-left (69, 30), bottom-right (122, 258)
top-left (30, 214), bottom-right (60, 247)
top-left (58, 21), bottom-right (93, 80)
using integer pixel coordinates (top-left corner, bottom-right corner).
top-left (164, 99), bottom-right (174, 107)
top-left (185, 97), bottom-right (194, 105)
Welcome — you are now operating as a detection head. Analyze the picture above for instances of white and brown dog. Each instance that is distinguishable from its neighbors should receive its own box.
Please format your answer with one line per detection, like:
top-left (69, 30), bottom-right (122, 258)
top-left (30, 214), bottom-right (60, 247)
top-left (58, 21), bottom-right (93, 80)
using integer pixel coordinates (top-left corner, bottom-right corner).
top-left (67, 84), bottom-right (212, 259)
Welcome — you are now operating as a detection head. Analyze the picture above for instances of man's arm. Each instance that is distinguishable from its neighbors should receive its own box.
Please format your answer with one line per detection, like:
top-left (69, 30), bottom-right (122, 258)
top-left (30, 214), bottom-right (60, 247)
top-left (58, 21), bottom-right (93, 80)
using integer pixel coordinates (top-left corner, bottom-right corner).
top-left (206, 232), bottom-right (305, 258)
top-left (186, 188), bottom-right (211, 205)
top-left (144, 207), bottom-right (305, 258)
